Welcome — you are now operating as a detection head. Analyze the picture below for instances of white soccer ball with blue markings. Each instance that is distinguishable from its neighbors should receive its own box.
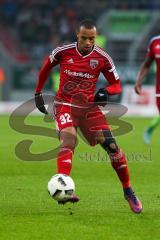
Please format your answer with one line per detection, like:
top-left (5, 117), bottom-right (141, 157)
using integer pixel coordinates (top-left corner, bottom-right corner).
top-left (48, 174), bottom-right (75, 202)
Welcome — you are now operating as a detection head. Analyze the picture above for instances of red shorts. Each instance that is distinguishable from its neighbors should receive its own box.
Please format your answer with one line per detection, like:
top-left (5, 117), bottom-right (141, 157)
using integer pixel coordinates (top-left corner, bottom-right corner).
top-left (54, 103), bottom-right (110, 146)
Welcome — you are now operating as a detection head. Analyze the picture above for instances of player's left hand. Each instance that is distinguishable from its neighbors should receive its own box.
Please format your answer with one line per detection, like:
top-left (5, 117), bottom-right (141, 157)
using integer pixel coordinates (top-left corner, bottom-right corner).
top-left (35, 92), bottom-right (48, 114)
top-left (94, 88), bottom-right (108, 106)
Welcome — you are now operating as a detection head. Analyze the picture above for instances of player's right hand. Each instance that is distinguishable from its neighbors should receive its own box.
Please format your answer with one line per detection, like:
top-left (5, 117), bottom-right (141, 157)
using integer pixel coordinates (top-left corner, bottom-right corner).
top-left (34, 92), bottom-right (48, 114)
top-left (134, 84), bottom-right (142, 95)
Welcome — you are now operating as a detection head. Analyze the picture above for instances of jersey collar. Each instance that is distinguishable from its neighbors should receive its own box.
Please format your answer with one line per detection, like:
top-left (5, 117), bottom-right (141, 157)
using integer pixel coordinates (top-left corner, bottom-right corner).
top-left (76, 42), bottom-right (95, 58)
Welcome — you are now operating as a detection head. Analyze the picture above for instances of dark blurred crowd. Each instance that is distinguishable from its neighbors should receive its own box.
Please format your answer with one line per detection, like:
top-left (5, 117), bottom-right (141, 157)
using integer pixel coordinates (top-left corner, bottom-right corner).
top-left (0, 0), bottom-right (160, 61)
top-left (0, 0), bottom-right (108, 60)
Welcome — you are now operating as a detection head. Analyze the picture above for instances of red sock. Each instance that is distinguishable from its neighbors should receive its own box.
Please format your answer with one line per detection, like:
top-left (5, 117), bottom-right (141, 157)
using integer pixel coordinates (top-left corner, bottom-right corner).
top-left (109, 149), bottom-right (130, 188)
top-left (57, 147), bottom-right (73, 175)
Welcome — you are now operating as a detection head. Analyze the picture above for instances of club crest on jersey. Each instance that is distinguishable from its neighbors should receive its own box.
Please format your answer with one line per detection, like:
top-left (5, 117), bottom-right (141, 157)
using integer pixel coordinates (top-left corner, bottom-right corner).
top-left (90, 59), bottom-right (99, 69)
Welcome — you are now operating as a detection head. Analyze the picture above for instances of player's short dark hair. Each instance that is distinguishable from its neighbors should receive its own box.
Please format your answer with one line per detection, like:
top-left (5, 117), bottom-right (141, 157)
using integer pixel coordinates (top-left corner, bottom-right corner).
top-left (77, 19), bottom-right (96, 31)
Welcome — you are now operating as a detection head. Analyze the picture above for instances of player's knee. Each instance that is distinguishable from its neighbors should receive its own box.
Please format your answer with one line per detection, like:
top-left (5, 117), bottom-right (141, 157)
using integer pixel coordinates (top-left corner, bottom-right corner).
top-left (68, 138), bottom-right (77, 150)
top-left (101, 138), bottom-right (118, 153)
top-left (61, 136), bottom-right (77, 150)
top-left (108, 142), bottom-right (118, 152)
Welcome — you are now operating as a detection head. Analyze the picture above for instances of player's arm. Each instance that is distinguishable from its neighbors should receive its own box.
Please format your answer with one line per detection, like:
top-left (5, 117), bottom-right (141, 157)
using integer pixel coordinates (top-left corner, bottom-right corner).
top-left (135, 39), bottom-right (154, 95)
top-left (134, 56), bottom-right (153, 95)
top-left (103, 66), bottom-right (121, 95)
top-left (94, 59), bottom-right (121, 106)
top-left (35, 50), bottom-right (60, 114)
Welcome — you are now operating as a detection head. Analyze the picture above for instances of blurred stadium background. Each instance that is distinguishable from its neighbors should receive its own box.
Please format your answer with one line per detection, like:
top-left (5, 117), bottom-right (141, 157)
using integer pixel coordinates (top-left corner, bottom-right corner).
top-left (0, 0), bottom-right (160, 115)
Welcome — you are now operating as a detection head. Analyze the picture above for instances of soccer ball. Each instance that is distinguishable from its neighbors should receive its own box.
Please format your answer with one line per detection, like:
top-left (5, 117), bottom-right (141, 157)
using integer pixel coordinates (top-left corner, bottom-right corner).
top-left (48, 174), bottom-right (75, 202)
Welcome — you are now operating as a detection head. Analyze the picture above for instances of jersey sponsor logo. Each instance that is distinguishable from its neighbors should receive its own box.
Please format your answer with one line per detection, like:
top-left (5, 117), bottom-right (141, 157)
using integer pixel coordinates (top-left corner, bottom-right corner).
top-left (90, 59), bottom-right (99, 69)
top-left (64, 69), bottom-right (95, 78)
top-left (67, 58), bottom-right (74, 63)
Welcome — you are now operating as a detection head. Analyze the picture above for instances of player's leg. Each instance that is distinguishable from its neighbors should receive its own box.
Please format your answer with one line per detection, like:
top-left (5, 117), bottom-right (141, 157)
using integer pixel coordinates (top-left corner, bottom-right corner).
top-left (57, 126), bottom-right (80, 204)
top-left (54, 104), bottom-right (78, 175)
top-left (80, 112), bottom-right (131, 184)
top-left (54, 104), bottom-right (80, 203)
top-left (143, 116), bottom-right (160, 144)
top-left (57, 126), bottom-right (77, 176)
top-left (96, 129), bottom-right (142, 213)
top-left (96, 130), bottom-right (130, 186)
top-left (143, 97), bottom-right (160, 144)
top-left (79, 106), bottom-right (142, 213)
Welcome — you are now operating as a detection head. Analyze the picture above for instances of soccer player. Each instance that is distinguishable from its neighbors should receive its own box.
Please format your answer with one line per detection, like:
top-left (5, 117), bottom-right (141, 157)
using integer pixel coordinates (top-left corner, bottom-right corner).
top-left (35, 19), bottom-right (142, 213)
top-left (135, 35), bottom-right (160, 144)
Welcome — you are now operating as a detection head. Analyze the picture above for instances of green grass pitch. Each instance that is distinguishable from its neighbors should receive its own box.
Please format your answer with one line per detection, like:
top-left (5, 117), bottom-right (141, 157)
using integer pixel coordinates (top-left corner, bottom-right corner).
top-left (0, 115), bottom-right (160, 240)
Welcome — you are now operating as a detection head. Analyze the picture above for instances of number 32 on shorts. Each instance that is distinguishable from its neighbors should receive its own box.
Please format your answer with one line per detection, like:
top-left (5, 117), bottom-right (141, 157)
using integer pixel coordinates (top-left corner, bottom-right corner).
top-left (59, 113), bottom-right (72, 125)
